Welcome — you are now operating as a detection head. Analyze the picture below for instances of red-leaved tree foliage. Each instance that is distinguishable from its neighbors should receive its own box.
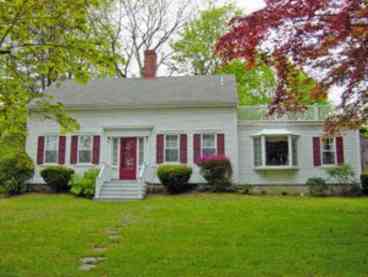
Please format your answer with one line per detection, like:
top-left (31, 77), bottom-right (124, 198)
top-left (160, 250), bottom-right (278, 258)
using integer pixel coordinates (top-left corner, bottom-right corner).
top-left (216, 0), bottom-right (368, 134)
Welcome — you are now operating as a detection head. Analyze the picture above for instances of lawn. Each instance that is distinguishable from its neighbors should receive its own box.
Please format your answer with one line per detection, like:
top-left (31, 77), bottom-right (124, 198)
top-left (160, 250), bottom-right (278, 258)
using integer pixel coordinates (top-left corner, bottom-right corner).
top-left (1, 194), bottom-right (368, 277)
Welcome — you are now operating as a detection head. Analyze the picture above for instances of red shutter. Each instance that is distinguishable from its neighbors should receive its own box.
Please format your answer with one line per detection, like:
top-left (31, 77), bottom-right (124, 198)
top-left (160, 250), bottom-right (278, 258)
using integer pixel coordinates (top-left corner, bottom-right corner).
top-left (37, 136), bottom-right (45, 165)
top-left (156, 134), bottom-right (164, 164)
top-left (92, 136), bottom-right (101, 164)
top-left (58, 136), bottom-right (66, 164)
top-left (336, 136), bottom-right (344, 165)
top-left (70, 136), bottom-right (78, 164)
top-left (180, 134), bottom-right (188, 163)
top-left (193, 134), bottom-right (201, 164)
top-left (313, 137), bottom-right (321, 167)
top-left (217, 134), bottom-right (225, 156)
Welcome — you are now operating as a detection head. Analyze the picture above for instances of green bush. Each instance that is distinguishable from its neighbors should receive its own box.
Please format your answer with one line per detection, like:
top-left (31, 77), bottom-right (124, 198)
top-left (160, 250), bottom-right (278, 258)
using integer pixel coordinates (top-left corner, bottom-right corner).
top-left (157, 164), bottom-right (193, 194)
top-left (0, 152), bottom-right (34, 196)
top-left (325, 164), bottom-right (356, 185)
top-left (70, 168), bottom-right (100, 198)
top-left (40, 166), bottom-right (74, 192)
top-left (306, 177), bottom-right (329, 196)
top-left (360, 174), bottom-right (368, 195)
top-left (199, 155), bottom-right (233, 192)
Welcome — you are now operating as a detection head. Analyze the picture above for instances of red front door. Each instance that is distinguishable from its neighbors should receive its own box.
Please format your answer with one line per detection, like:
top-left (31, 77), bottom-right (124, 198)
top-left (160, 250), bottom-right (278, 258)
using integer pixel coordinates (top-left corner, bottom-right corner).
top-left (120, 137), bottom-right (137, 180)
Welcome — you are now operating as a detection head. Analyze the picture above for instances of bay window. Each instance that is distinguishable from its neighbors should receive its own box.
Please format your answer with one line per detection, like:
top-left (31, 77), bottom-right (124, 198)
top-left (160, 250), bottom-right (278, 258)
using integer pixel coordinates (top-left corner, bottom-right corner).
top-left (253, 134), bottom-right (299, 169)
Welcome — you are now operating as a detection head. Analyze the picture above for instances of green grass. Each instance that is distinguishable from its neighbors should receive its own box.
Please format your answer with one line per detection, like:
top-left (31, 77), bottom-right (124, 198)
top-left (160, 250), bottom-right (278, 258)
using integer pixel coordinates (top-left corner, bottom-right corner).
top-left (1, 194), bottom-right (368, 277)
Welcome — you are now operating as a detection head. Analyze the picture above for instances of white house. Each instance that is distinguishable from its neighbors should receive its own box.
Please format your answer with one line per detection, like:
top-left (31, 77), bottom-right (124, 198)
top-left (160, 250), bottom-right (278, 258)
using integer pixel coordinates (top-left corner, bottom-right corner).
top-left (26, 51), bottom-right (362, 199)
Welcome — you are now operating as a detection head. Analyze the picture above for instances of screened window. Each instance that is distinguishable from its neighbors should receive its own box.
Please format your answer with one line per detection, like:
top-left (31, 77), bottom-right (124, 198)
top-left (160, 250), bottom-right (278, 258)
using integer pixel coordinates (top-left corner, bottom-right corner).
top-left (78, 136), bottom-right (92, 163)
top-left (165, 135), bottom-right (179, 162)
top-left (112, 138), bottom-right (119, 166)
top-left (202, 134), bottom-right (216, 157)
top-left (45, 136), bottom-right (58, 163)
top-left (321, 138), bottom-right (336, 165)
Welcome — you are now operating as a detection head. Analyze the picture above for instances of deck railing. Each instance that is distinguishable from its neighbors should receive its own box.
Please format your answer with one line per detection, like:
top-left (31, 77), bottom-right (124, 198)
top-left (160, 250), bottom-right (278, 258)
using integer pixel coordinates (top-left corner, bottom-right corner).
top-left (238, 105), bottom-right (332, 121)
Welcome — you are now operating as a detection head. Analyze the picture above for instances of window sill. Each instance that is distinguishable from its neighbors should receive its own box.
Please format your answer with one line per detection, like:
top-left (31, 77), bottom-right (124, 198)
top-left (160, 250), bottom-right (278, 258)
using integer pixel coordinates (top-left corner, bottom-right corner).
top-left (254, 166), bottom-right (299, 171)
top-left (74, 163), bottom-right (96, 167)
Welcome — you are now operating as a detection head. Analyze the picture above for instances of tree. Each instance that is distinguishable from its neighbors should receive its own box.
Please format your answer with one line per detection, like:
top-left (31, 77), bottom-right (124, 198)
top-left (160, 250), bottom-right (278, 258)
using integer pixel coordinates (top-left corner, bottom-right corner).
top-left (0, 0), bottom-right (121, 150)
top-left (216, 0), bottom-right (368, 134)
top-left (108, 0), bottom-right (193, 77)
top-left (171, 4), bottom-right (239, 75)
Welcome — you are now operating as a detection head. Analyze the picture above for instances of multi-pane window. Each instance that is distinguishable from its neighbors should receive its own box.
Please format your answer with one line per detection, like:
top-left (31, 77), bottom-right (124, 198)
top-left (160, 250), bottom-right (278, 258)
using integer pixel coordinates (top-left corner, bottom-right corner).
top-left (321, 138), bottom-right (336, 165)
top-left (265, 136), bottom-right (289, 166)
top-left (45, 136), bottom-right (58, 163)
top-left (165, 135), bottom-right (179, 162)
top-left (78, 136), bottom-right (92, 163)
top-left (112, 138), bottom-right (119, 166)
top-left (202, 134), bottom-right (216, 157)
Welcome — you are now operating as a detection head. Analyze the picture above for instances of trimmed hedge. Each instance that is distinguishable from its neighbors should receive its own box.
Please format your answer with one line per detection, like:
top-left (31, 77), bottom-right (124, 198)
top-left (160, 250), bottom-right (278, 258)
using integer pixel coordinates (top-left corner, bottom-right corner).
top-left (40, 166), bottom-right (74, 192)
top-left (0, 152), bottom-right (34, 196)
top-left (157, 164), bottom-right (192, 194)
top-left (199, 155), bottom-right (233, 192)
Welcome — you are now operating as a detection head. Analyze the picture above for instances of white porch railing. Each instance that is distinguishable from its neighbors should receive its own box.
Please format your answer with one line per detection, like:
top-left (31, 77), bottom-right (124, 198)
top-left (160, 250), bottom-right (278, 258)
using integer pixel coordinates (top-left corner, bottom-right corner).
top-left (95, 162), bottom-right (113, 198)
top-left (238, 105), bottom-right (332, 121)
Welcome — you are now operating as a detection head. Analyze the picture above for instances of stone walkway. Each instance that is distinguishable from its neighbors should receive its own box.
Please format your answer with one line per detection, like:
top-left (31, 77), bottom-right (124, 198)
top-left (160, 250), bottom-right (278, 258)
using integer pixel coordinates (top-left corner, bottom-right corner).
top-left (79, 227), bottom-right (122, 272)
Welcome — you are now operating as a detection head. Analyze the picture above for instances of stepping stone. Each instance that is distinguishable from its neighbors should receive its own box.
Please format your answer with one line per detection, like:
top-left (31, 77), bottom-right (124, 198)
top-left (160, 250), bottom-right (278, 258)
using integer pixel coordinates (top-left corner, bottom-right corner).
top-left (93, 247), bottom-right (107, 253)
top-left (108, 235), bottom-right (120, 242)
top-left (106, 228), bottom-right (120, 235)
top-left (80, 257), bottom-right (98, 264)
top-left (79, 264), bottom-right (96, 271)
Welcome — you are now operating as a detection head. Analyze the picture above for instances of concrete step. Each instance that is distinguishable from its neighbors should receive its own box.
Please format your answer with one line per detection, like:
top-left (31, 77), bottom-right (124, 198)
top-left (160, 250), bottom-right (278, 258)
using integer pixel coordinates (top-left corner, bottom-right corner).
top-left (96, 195), bottom-right (144, 200)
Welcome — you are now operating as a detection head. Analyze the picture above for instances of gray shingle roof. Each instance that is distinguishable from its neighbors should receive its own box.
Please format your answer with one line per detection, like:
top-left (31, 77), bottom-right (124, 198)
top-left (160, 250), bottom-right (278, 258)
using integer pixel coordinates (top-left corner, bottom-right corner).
top-left (34, 75), bottom-right (238, 109)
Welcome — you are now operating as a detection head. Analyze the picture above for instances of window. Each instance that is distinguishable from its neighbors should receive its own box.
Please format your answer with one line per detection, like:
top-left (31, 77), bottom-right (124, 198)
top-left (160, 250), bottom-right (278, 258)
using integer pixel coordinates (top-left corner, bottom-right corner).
top-left (165, 135), bottom-right (179, 162)
top-left (253, 135), bottom-right (298, 168)
top-left (253, 137), bottom-right (262, 167)
top-left (265, 136), bottom-right (289, 166)
top-left (321, 138), bottom-right (336, 165)
top-left (45, 135), bottom-right (58, 163)
top-left (112, 138), bottom-right (119, 166)
top-left (202, 134), bottom-right (216, 157)
top-left (78, 136), bottom-right (92, 163)
top-left (139, 137), bottom-right (144, 168)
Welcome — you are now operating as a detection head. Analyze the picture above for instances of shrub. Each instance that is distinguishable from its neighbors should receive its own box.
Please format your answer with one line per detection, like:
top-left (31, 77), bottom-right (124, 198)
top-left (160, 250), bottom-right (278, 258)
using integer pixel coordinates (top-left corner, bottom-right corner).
top-left (70, 168), bottom-right (100, 198)
top-left (199, 155), bottom-right (233, 192)
top-left (325, 164), bottom-right (356, 185)
top-left (0, 152), bottom-right (34, 196)
top-left (157, 164), bottom-right (193, 194)
top-left (361, 174), bottom-right (368, 195)
top-left (40, 166), bottom-right (74, 192)
top-left (306, 177), bottom-right (329, 196)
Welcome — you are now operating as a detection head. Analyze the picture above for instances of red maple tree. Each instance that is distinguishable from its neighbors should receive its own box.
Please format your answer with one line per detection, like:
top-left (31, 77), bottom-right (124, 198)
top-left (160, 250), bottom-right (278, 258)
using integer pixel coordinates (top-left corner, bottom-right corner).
top-left (216, 0), bottom-right (368, 134)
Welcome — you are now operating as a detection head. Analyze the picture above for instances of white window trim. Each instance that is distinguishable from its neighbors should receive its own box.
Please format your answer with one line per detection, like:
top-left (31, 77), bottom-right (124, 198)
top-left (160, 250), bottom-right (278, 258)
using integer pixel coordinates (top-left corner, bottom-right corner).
top-left (44, 135), bottom-right (59, 165)
top-left (164, 134), bottom-right (180, 163)
top-left (77, 135), bottom-right (93, 165)
top-left (320, 137), bottom-right (337, 167)
top-left (111, 137), bottom-right (120, 168)
top-left (253, 134), bottom-right (299, 170)
top-left (201, 133), bottom-right (217, 157)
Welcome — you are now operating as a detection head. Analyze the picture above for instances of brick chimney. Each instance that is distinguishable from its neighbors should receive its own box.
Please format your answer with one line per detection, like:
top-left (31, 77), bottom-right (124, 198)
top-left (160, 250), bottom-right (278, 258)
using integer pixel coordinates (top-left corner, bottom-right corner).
top-left (143, 50), bottom-right (157, 79)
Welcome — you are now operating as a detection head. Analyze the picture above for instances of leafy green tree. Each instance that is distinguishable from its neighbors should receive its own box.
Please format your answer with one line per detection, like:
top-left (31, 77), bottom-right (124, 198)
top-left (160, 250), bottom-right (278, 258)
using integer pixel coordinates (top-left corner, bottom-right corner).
top-left (0, 0), bottom-right (122, 151)
top-left (171, 4), bottom-right (239, 75)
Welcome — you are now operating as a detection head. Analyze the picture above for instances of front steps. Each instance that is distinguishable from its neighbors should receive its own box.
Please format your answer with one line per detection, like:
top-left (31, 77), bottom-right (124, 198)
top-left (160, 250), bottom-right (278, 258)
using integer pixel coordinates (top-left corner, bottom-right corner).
top-left (97, 180), bottom-right (146, 200)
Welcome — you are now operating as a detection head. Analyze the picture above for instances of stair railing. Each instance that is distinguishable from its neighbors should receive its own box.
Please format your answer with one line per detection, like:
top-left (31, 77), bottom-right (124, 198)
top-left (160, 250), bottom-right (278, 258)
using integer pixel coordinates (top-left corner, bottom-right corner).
top-left (95, 162), bottom-right (113, 199)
